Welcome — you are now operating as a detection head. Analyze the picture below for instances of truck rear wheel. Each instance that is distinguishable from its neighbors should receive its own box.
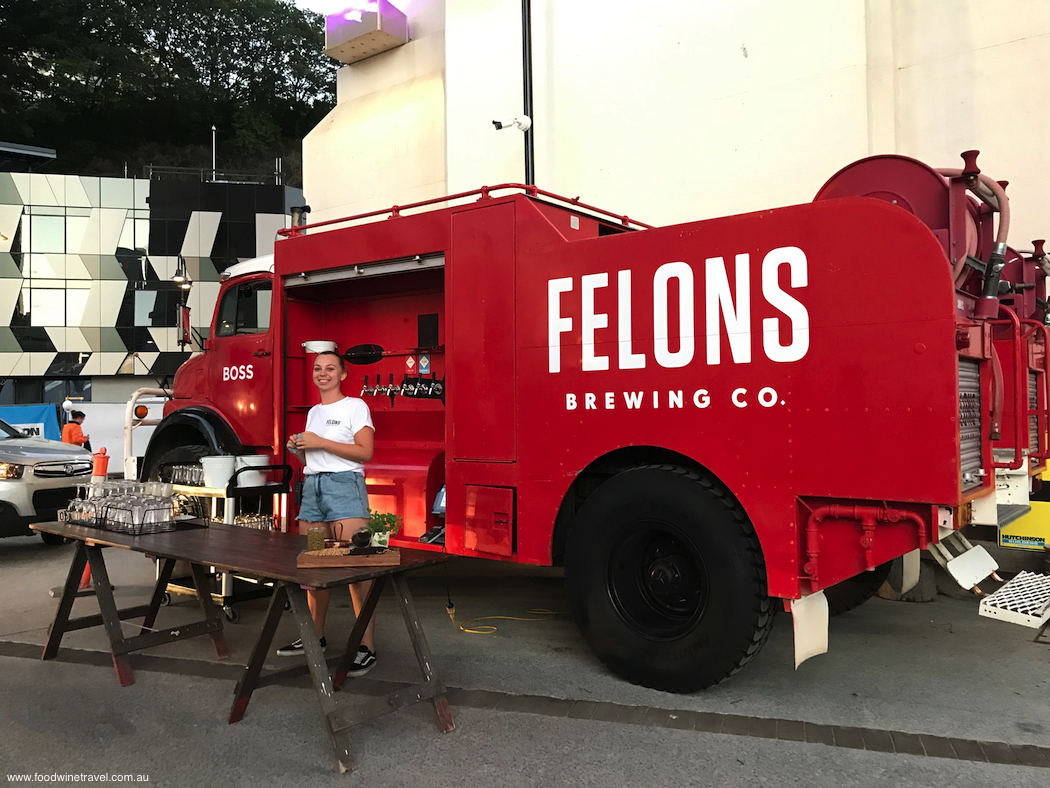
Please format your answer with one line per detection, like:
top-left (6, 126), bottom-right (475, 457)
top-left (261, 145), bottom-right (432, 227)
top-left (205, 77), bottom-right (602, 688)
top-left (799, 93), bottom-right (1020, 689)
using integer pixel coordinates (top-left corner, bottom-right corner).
top-left (565, 465), bottom-right (773, 693)
top-left (823, 562), bottom-right (893, 616)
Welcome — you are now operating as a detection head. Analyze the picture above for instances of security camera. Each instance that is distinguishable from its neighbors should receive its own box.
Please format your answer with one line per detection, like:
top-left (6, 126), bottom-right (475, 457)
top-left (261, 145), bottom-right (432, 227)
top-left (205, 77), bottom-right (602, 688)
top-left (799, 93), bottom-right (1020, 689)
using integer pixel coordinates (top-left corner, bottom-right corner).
top-left (493, 115), bottom-right (532, 132)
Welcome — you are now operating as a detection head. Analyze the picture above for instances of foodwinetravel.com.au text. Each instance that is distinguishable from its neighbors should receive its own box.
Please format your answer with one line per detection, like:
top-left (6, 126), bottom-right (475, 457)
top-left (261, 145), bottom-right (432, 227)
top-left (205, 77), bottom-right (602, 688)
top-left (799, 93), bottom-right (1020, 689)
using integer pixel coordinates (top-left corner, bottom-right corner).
top-left (7, 775), bottom-right (150, 783)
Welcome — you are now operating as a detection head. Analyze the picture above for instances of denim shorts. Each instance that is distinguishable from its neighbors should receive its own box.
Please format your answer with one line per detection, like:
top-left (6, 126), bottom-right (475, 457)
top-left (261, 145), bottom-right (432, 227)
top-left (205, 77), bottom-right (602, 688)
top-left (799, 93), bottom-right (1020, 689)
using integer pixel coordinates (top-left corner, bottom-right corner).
top-left (298, 471), bottom-right (369, 522)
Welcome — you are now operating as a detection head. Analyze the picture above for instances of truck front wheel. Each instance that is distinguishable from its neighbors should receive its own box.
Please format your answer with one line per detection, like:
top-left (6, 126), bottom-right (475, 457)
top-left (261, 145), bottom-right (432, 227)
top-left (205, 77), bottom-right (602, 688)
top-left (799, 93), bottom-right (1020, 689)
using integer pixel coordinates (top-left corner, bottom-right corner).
top-left (565, 465), bottom-right (773, 693)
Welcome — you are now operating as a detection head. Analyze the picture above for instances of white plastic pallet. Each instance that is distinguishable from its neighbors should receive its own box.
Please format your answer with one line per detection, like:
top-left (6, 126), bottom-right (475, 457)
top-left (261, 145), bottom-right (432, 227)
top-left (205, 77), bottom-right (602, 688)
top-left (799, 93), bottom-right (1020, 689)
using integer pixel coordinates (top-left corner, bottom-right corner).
top-left (978, 571), bottom-right (1050, 629)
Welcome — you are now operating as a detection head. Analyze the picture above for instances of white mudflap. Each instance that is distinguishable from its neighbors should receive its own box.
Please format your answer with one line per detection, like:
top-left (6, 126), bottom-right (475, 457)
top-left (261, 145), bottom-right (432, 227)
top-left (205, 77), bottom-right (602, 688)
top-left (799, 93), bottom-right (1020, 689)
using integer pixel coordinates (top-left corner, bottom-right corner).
top-left (790, 591), bottom-right (829, 669)
top-left (900, 549), bottom-right (921, 595)
top-left (928, 532), bottom-right (1000, 590)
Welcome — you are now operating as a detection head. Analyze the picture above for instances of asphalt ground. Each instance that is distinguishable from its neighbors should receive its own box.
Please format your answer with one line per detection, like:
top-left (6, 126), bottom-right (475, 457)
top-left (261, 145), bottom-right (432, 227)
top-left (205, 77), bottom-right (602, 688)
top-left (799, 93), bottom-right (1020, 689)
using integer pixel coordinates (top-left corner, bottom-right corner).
top-left (1, 534), bottom-right (1048, 787)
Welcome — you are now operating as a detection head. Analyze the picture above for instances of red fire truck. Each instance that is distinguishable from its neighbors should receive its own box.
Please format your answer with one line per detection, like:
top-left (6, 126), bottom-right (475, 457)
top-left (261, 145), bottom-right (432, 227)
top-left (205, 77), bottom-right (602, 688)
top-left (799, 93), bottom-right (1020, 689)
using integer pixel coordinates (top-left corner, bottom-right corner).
top-left (141, 151), bottom-right (1048, 692)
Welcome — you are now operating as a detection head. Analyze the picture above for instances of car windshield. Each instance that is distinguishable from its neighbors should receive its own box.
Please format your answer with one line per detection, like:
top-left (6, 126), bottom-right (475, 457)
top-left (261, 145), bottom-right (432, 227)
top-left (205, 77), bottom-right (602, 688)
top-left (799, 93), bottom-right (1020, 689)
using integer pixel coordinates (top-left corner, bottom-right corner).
top-left (0, 419), bottom-right (25, 439)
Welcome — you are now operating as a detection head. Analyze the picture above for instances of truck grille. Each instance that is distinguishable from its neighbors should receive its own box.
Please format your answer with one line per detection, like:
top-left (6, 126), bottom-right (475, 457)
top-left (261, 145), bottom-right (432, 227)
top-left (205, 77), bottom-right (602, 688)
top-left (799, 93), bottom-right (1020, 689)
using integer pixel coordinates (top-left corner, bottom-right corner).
top-left (33, 461), bottom-right (92, 478)
top-left (1030, 371), bottom-right (1040, 457)
top-left (959, 358), bottom-right (983, 491)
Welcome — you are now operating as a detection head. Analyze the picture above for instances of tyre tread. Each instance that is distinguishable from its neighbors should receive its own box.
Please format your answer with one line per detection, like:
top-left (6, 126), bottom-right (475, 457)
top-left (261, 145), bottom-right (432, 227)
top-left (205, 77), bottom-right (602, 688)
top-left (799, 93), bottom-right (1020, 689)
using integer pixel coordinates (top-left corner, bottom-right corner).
top-left (569, 463), bottom-right (775, 693)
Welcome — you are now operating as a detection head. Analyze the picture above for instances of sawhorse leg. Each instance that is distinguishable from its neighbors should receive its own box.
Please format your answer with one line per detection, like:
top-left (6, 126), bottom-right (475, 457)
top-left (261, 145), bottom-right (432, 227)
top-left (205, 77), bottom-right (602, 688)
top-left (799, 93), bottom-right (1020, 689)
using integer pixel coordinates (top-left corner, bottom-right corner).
top-left (287, 585), bottom-right (355, 773)
top-left (189, 562), bottom-right (230, 660)
top-left (139, 558), bottom-right (176, 636)
top-left (42, 543), bottom-right (228, 687)
top-left (42, 541), bottom-right (89, 661)
top-left (228, 583), bottom-right (288, 724)
top-left (390, 574), bottom-right (455, 733)
top-left (83, 544), bottom-right (135, 686)
top-left (332, 576), bottom-right (387, 688)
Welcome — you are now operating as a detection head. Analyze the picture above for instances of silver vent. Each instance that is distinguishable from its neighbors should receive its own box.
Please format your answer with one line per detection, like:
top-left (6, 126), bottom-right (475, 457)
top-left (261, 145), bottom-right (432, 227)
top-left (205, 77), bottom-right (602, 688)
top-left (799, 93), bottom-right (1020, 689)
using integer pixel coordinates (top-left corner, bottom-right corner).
top-left (1029, 371), bottom-right (1040, 459)
top-left (959, 358), bottom-right (983, 491)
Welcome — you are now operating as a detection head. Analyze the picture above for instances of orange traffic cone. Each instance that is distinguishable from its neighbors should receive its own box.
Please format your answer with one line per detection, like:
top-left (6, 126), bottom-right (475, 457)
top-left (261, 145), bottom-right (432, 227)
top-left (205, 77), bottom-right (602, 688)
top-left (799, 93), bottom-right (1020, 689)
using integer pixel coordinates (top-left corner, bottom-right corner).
top-left (79, 564), bottom-right (91, 591)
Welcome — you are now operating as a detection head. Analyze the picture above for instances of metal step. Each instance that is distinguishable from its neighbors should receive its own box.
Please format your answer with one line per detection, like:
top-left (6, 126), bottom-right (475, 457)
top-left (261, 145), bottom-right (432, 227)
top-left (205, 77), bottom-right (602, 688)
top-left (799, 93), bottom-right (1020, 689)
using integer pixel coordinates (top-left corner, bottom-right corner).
top-left (997, 504), bottom-right (1031, 529)
top-left (929, 532), bottom-right (1000, 590)
top-left (978, 571), bottom-right (1050, 629)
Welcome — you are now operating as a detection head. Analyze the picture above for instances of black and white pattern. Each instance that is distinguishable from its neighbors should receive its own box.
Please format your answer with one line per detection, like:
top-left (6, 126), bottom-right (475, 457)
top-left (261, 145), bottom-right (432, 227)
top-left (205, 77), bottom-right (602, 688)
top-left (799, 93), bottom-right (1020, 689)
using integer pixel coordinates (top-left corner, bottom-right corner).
top-left (0, 173), bottom-right (301, 380)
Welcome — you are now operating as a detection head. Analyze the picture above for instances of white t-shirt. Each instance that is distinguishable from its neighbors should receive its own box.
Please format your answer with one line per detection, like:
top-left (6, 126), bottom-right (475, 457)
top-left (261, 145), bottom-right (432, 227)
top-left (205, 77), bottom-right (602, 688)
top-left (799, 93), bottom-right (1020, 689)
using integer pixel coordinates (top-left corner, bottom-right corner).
top-left (302, 397), bottom-right (375, 475)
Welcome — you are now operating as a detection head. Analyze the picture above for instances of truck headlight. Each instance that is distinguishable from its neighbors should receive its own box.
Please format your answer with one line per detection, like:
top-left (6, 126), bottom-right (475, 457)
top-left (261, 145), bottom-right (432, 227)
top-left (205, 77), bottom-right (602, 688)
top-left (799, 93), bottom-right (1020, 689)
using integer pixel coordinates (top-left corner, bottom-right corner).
top-left (0, 463), bottom-right (24, 479)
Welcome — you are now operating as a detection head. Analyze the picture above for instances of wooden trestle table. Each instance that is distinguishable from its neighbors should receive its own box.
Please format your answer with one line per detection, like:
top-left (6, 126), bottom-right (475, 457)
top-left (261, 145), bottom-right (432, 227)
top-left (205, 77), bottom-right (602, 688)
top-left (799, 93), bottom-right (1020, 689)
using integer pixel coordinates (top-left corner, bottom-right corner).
top-left (32, 519), bottom-right (454, 774)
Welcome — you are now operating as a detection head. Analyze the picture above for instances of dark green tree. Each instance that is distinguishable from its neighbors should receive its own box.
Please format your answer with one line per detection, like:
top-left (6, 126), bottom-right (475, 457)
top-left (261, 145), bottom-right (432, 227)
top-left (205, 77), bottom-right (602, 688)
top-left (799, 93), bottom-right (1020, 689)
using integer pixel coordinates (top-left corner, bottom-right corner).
top-left (0, 0), bottom-right (336, 185)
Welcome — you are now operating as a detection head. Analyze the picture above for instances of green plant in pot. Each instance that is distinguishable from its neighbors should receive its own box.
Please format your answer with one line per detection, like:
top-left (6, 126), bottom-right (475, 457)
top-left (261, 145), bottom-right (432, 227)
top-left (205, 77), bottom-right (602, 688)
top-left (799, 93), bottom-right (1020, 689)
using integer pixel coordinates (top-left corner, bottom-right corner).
top-left (368, 510), bottom-right (402, 547)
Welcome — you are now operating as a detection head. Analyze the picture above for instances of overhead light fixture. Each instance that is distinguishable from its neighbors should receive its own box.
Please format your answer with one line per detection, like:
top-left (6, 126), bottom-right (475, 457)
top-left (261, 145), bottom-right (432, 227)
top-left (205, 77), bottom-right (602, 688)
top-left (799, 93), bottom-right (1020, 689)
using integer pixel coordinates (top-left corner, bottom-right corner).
top-left (173, 254), bottom-right (188, 283)
top-left (179, 279), bottom-right (193, 290)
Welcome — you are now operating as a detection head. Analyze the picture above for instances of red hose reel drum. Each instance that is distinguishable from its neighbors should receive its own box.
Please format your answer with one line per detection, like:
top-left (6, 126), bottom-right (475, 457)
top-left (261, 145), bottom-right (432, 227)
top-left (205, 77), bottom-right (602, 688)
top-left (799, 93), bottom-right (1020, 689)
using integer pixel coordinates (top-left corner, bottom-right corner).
top-left (814, 154), bottom-right (983, 264)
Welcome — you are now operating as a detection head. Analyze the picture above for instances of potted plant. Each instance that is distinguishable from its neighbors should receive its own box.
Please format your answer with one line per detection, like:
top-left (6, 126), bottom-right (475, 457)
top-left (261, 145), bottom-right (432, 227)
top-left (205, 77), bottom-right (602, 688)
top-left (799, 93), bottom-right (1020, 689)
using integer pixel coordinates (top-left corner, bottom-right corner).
top-left (368, 509), bottom-right (402, 547)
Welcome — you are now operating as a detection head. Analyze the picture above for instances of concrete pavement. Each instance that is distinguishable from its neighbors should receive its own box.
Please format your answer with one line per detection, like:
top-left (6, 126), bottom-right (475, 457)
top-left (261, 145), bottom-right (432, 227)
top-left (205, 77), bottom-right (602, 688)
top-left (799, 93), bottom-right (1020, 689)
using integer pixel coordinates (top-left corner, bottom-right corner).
top-left (1, 534), bottom-right (1048, 786)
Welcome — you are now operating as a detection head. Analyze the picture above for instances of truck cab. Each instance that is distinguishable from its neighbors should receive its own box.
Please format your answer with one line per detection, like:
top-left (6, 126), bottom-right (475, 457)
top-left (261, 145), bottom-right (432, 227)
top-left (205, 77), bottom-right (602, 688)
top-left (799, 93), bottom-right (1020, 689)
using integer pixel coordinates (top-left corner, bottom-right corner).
top-left (145, 259), bottom-right (278, 476)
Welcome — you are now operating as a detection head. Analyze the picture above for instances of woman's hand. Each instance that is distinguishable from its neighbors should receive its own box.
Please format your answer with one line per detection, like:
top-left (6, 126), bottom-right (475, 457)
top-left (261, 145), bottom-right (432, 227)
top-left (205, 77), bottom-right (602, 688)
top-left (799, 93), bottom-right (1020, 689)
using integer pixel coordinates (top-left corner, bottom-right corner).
top-left (294, 431), bottom-right (324, 450)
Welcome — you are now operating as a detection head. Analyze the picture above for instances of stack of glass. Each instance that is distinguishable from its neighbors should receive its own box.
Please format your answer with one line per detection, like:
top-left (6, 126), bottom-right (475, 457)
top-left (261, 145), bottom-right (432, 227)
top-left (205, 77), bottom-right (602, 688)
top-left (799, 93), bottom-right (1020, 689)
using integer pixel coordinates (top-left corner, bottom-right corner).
top-left (231, 513), bottom-right (273, 530)
top-left (65, 480), bottom-right (187, 534)
top-left (98, 496), bottom-right (177, 535)
top-left (169, 465), bottom-right (204, 486)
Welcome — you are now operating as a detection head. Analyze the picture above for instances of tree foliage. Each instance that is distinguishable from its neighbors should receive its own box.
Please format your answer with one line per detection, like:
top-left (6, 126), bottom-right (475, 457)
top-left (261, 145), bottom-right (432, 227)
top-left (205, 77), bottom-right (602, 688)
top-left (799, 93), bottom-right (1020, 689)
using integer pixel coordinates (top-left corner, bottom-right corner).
top-left (0, 0), bottom-right (336, 185)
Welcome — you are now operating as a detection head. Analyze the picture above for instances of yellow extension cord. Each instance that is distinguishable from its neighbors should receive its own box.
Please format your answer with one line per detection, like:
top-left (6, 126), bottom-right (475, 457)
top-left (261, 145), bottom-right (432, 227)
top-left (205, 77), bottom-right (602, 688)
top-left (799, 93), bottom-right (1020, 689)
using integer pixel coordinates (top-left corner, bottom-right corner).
top-left (446, 604), bottom-right (560, 634)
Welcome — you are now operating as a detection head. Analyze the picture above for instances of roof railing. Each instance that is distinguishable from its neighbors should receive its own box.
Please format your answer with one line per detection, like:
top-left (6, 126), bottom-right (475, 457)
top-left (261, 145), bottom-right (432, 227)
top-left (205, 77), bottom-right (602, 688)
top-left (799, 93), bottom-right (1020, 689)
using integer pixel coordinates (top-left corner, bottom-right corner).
top-left (277, 184), bottom-right (654, 238)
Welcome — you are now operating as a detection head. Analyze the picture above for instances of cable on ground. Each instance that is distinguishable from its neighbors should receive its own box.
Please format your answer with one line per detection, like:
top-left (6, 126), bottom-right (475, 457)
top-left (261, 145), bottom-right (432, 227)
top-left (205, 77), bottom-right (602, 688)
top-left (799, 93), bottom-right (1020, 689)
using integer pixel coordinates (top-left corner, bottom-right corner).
top-left (442, 559), bottom-right (563, 634)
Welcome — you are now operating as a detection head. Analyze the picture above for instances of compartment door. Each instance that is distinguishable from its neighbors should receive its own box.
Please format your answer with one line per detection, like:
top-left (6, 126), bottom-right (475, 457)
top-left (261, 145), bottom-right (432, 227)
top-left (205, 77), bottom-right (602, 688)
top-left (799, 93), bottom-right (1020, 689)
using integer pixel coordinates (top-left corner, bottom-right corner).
top-left (451, 203), bottom-right (516, 461)
top-left (464, 485), bottom-right (515, 556)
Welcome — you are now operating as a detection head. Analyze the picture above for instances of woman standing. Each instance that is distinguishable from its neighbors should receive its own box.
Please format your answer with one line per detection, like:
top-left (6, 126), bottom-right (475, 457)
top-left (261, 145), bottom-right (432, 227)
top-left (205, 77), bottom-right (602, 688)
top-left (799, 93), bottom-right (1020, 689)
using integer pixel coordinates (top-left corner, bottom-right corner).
top-left (276, 350), bottom-right (378, 676)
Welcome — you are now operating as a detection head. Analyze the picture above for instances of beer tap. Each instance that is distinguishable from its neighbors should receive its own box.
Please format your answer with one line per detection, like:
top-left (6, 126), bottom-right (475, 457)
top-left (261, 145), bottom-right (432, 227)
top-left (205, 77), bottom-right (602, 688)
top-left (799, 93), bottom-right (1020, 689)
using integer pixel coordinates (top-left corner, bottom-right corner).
top-left (360, 375), bottom-right (374, 397)
top-left (387, 374), bottom-right (397, 406)
top-left (374, 376), bottom-right (388, 396)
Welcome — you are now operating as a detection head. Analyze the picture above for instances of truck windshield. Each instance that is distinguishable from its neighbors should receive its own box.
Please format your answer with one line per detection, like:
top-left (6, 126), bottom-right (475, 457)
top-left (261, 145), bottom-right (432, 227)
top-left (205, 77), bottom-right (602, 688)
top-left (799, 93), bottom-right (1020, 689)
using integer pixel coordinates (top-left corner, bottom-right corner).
top-left (216, 281), bottom-right (272, 337)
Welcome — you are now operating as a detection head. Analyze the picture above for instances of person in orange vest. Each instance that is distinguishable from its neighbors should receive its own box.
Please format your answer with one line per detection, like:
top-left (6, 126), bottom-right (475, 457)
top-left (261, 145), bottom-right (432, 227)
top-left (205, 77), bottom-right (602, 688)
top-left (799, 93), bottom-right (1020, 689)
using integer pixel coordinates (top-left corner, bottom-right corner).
top-left (61, 410), bottom-right (90, 449)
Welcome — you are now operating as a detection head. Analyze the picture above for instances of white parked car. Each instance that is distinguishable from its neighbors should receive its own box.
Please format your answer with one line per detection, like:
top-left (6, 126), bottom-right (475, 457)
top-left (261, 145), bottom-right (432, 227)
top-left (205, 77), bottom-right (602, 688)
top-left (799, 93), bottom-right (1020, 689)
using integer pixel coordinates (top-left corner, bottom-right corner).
top-left (0, 418), bottom-right (92, 544)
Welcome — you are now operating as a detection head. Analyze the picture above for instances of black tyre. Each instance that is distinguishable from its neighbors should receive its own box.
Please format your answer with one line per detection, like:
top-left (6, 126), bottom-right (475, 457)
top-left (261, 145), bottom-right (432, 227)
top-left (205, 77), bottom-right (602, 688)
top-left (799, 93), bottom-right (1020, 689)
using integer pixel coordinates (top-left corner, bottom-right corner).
top-left (222, 605), bottom-right (240, 623)
top-left (823, 562), bottom-right (893, 616)
top-left (40, 530), bottom-right (68, 546)
top-left (565, 465), bottom-right (774, 693)
top-left (142, 444), bottom-right (210, 483)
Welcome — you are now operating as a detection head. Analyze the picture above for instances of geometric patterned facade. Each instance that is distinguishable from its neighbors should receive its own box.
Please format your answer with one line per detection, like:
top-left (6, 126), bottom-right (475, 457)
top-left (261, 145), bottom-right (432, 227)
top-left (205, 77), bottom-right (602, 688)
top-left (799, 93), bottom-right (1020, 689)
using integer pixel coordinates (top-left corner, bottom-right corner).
top-left (0, 172), bottom-right (301, 387)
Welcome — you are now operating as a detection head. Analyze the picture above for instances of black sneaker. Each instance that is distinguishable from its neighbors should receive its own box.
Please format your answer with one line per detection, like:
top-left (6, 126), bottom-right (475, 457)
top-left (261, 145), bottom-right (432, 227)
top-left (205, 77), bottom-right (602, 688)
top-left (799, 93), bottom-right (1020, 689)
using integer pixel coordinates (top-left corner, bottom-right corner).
top-left (347, 646), bottom-right (376, 676)
top-left (276, 636), bottom-right (326, 657)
